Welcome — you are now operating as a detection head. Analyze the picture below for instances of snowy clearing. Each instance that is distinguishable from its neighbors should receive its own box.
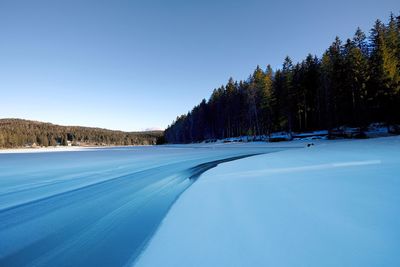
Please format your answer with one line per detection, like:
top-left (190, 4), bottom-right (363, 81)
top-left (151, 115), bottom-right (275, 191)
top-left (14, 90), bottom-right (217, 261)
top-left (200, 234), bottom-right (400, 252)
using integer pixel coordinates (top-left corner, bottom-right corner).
top-left (136, 136), bottom-right (400, 267)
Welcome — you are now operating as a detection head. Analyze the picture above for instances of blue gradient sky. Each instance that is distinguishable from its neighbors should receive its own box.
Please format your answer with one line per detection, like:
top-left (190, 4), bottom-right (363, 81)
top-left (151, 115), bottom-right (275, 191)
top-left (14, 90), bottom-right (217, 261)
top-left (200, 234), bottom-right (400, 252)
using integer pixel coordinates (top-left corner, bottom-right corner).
top-left (0, 0), bottom-right (398, 131)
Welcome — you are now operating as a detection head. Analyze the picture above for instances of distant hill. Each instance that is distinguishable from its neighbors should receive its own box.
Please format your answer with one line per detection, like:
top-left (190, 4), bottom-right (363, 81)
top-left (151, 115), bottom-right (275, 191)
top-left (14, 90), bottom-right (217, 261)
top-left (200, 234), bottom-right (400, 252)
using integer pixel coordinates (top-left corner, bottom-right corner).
top-left (0, 119), bottom-right (164, 148)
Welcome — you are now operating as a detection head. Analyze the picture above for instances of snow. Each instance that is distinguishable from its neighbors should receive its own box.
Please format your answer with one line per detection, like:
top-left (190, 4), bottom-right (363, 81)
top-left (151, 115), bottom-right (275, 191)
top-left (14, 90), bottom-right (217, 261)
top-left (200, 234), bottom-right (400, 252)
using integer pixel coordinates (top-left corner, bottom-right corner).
top-left (135, 136), bottom-right (400, 267)
top-left (366, 123), bottom-right (390, 138)
top-left (0, 146), bottom-right (93, 154)
top-left (0, 143), bottom-right (291, 266)
top-left (293, 130), bottom-right (329, 137)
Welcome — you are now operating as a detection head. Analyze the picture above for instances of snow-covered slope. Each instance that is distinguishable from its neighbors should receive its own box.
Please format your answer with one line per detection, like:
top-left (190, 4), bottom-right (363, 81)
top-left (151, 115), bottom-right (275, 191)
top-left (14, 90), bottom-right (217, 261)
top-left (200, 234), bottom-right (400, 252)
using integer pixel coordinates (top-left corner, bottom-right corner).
top-left (136, 136), bottom-right (400, 267)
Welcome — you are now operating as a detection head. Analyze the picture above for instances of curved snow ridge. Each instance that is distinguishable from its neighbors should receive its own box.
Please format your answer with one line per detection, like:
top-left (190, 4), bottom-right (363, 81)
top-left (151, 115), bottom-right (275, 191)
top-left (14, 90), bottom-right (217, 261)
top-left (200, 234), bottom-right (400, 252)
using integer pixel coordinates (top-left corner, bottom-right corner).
top-left (187, 154), bottom-right (263, 180)
top-left (0, 153), bottom-right (263, 267)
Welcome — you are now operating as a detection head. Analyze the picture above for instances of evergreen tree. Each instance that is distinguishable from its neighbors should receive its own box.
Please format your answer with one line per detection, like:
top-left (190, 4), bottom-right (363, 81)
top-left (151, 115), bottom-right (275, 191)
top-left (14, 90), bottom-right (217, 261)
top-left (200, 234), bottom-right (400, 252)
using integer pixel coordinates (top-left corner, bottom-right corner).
top-left (282, 56), bottom-right (295, 132)
top-left (320, 37), bottom-right (346, 129)
top-left (369, 19), bottom-right (398, 122)
top-left (343, 37), bottom-right (369, 126)
top-left (260, 65), bottom-right (274, 134)
top-left (353, 27), bottom-right (369, 56)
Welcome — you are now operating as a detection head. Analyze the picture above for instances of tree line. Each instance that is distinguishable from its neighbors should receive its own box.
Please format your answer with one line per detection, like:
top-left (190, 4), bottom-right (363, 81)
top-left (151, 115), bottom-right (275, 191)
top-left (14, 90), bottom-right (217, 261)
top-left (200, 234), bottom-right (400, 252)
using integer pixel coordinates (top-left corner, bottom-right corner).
top-left (165, 13), bottom-right (400, 143)
top-left (0, 119), bottom-right (163, 148)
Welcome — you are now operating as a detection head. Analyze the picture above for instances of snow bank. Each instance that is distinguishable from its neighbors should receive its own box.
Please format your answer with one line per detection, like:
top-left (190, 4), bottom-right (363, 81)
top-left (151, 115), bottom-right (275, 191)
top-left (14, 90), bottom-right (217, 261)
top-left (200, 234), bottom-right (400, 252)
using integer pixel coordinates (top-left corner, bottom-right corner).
top-left (136, 136), bottom-right (400, 267)
top-left (0, 146), bottom-right (93, 154)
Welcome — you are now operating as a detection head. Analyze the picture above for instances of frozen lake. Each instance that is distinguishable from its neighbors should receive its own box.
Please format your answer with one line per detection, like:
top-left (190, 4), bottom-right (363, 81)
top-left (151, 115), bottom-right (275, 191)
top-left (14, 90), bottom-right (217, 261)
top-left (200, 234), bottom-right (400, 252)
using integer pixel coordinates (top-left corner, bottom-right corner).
top-left (0, 144), bottom-right (290, 266)
top-left (137, 137), bottom-right (400, 267)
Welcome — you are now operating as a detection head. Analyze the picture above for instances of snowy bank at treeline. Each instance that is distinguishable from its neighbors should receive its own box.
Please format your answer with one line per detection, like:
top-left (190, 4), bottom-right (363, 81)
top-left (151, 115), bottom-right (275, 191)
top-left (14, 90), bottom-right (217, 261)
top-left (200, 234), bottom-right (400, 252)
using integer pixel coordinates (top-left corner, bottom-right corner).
top-left (136, 136), bottom-right (400, 267)
top-left (204, 123), bottom-right (399, 144)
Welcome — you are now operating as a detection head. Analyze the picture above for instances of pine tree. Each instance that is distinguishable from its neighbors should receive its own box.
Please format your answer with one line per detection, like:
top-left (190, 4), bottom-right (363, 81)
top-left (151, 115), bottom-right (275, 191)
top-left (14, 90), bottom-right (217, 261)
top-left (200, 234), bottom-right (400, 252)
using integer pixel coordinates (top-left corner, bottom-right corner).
top-left (343, 37), bottom-right (369, 126)
top-left (282, 56), bottom-right (295, 132)
top-left (247, 66), bottom-right (264, 136)
top-left (321, 37), bottom-right (346, 128)
top-left (369, 19), bottom-right (398, 122)
top-left (260, 65), bottom-right (274, 134)
top-left (353, 27), bottom-right (369, 56)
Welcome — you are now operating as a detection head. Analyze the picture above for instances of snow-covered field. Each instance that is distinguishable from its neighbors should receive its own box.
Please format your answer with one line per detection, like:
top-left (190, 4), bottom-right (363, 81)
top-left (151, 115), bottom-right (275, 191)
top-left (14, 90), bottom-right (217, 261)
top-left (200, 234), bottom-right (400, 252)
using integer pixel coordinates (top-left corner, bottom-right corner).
top-left (0, 143), bottom-right (289, 266)
top-left (136, 136), bottom-right (400, 267)
top-left (1, 138), bottom-right (398, 266)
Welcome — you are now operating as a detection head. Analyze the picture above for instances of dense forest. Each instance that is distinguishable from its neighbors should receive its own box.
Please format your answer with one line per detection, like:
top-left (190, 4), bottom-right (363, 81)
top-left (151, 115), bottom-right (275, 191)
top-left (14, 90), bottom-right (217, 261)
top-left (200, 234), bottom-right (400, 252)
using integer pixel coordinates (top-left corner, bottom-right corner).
top-left (165, 14), bottom-right (400, 143)
top-left (0, 119), bottom-right (163, 148)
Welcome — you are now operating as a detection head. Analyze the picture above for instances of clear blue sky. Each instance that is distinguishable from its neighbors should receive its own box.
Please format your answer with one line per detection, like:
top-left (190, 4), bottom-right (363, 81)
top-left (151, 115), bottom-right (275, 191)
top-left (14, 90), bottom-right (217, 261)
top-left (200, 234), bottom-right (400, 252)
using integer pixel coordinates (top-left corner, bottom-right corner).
top-left (0, 0), bottom-right (398, 131)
